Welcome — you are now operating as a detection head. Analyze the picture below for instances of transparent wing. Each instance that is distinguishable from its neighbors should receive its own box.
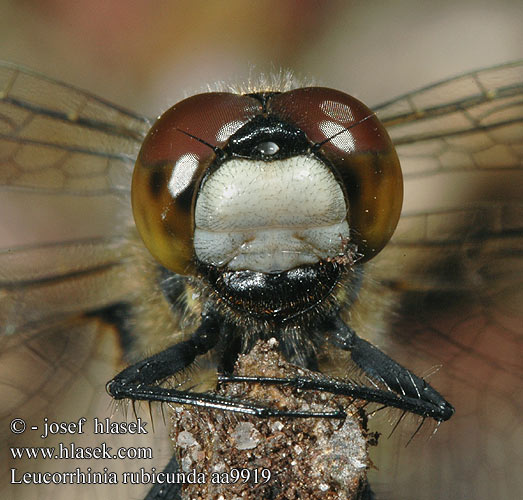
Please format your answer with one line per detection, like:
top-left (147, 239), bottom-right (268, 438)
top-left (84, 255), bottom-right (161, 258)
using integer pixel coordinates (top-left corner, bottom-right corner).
top-left (0, 61), bottom-right (149, 196)
top-left (0, 61), bottom-right (148, 246)
top-left (0, 64), bottom-right (169, 500)
top-left (0, 62), bottom-right (151, 333)
top-left (367, 61), bottom-right (523, 500)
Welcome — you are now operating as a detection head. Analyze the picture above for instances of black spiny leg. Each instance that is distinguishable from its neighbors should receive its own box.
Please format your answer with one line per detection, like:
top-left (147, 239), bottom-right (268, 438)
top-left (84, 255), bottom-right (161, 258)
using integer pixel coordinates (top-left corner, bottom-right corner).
top-left (219, 316), bottom-right (454, 422)
top-left (325, 316), bottom-right (455, 421)
top-left (107, 310), bottom-right (346, 418)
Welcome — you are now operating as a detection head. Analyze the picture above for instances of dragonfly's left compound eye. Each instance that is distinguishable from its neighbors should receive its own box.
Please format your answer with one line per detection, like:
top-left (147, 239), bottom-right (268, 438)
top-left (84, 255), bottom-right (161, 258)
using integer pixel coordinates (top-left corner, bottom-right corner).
top-left (132, 93), bottom-right (263, 275)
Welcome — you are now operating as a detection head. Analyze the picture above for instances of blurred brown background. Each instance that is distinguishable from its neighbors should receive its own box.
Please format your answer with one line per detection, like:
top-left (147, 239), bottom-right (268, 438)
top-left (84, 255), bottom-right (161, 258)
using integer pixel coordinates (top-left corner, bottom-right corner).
top-left (2, 0), bottom-right (522, 117)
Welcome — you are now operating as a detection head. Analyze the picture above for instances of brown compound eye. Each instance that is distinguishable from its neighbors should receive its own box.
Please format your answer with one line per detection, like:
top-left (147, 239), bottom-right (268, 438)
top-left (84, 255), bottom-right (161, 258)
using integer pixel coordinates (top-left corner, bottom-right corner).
top-left (132, 93), bottom-right (262, 275)
top-left (268, 88), bottom-right (403, 261)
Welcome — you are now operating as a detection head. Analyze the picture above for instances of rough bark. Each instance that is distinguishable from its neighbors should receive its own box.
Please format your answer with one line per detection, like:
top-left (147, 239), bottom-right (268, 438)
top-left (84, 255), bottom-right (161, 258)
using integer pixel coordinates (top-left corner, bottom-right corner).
top-left (170, 339), bottom-right (373, 499)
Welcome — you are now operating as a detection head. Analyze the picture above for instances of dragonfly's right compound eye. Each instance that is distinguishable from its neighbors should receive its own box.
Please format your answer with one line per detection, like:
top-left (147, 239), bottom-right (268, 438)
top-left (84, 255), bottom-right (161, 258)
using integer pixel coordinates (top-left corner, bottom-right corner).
top-left (132, 93), bottom-right (262, 275)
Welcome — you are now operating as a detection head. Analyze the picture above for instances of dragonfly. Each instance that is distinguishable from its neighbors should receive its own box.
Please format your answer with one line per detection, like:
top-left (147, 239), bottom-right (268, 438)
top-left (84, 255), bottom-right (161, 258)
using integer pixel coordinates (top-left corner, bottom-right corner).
top-left (0, 60), bottom-right (522, 500)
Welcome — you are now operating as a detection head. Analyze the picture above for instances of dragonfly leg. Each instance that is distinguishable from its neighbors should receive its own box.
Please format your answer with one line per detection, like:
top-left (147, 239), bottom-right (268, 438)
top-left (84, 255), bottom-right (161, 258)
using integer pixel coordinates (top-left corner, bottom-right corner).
top-left (324, 315), bottom-right (455, 421)
top-left (107, 310), bottom-right (345, 418)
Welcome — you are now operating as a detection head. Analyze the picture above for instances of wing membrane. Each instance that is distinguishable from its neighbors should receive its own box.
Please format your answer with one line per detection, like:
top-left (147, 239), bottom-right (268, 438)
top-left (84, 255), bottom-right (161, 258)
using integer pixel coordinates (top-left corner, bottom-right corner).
top-left (0, 64), bottom-right (158, 500)
top-left (1, 316), bottom-right (170, 500)
top-left (0, 61), bottom-right (150, 196)
top-left (367, 61), bottom-right (523, 500)
top-left (0, 63), bottom-right (149, 338)
top-left (376, 60), bottom-right (523, 135)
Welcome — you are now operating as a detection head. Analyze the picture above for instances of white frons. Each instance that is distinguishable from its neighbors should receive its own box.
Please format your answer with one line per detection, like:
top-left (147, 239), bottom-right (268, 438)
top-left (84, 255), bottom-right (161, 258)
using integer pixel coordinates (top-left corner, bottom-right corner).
top-left (194, 156), bottom-right (350, 273)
